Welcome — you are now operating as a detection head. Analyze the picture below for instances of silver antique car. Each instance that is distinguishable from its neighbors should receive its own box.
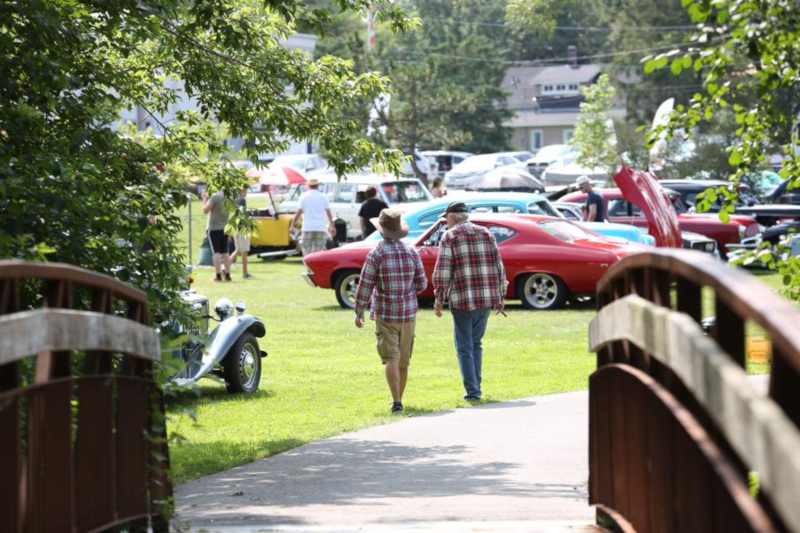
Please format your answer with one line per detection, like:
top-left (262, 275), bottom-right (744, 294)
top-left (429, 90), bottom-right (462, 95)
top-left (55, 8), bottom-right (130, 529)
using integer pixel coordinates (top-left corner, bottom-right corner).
top-left (166, 289), bottom-right (267, 393)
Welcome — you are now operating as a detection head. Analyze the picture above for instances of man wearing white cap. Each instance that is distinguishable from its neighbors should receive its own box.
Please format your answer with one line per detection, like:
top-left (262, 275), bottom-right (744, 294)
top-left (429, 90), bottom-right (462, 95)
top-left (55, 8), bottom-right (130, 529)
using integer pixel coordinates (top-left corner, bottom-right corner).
top-left (576, 175), bottom-right (605, 222)
top-left (290, 177), bottom-right (336, 255)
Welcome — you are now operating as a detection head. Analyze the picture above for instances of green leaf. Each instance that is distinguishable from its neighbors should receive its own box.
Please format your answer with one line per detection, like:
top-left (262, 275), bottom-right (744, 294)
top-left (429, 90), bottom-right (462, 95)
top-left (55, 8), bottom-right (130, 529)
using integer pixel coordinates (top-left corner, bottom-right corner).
top-left (719, 210), bottom-right (730, 223)
top-left (728, 150), bottom-right (742, 166)
top-left (644, 59), bottom-right (657, 74)
top-left (670, 58), bottom-right (683, 75)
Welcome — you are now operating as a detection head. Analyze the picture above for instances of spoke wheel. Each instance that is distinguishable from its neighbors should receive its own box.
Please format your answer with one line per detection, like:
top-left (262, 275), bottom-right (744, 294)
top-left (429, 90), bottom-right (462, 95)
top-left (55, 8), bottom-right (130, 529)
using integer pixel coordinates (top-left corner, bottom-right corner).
top-left (518, 273), bottom-right (567, 310)
top-left (223, 332), bottom-right (262, 393)
top-left (335, 270), bottom-right (360, 309)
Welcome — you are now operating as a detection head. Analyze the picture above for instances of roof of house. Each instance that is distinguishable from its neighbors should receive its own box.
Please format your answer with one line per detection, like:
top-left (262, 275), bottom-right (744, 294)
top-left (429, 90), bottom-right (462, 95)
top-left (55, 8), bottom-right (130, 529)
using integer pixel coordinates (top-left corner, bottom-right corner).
top-left (501, 65), bottom-right (602, 90)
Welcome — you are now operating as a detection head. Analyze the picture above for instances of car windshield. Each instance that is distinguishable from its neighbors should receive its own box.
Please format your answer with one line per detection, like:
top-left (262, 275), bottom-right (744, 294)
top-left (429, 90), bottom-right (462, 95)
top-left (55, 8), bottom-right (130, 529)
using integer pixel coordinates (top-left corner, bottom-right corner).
top-left (538, 220), bottom-right (598, 241)
top-left (527, 200), bottom-right (560, 217)
top-left (271, 156), bottom-right (306, 170)
top-left (511, 152), bottom-right (534, 162)
top-left (452, 154), bottom-right (496, 173)
top-left (533, 145), bottom-right (571, 161)
top-left (381, 181), bottom-right (432, 203)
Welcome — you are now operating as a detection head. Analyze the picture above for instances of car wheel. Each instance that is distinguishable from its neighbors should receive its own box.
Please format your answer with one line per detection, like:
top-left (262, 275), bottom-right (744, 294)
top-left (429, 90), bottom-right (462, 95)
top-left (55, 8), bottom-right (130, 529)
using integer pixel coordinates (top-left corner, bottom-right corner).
top-left (223, 332), bottom-right (261, 393)
top-left (334, 270), bottom-right (360, 309)
top-left (517, 273), bottom-right (568, 310)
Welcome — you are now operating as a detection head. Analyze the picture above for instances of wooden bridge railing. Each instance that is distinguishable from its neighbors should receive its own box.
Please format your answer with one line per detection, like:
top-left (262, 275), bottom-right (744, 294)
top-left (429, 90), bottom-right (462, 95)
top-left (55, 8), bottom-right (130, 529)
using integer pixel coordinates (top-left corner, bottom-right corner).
top-left (589, 249), bottom-right (800, 533)
top-left (0, 260), bottom-right (171, 532)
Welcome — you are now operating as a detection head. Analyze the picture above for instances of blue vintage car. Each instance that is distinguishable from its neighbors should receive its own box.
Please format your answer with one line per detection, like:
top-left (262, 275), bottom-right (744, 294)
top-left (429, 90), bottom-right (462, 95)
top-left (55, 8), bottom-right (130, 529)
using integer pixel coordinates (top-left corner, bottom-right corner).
top-left (365, 192), bottom-right (656, 246)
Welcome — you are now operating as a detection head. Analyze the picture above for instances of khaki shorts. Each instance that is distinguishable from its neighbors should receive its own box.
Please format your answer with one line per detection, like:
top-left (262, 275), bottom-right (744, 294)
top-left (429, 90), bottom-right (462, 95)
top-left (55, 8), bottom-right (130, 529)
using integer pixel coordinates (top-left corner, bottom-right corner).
top-left (235, 233), bottom-right (251, 253)
top-left (375, 318), bottom-right (416, 368)
top-left (301, 231), bottom-right (327, 255)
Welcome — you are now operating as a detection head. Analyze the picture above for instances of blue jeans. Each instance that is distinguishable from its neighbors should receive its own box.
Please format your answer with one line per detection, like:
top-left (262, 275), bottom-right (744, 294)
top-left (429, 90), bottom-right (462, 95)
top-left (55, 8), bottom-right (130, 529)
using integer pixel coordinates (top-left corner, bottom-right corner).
top-left (452, 307), bottom-right (491, 399)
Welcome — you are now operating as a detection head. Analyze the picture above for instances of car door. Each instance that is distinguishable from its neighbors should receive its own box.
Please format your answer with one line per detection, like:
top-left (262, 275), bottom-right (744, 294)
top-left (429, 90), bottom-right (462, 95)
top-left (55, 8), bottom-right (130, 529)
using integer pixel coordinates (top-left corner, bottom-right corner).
top-left (330, 182), bottom-right (360, 238)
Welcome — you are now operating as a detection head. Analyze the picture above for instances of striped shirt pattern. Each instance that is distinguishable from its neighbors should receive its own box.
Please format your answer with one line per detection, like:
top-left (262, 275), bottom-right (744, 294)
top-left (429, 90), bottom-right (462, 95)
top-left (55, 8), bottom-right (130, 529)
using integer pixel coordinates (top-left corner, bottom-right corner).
top-left (433, 222), bottom-right (507, 310)
top-left (354, 240), bottom-right (428, 322)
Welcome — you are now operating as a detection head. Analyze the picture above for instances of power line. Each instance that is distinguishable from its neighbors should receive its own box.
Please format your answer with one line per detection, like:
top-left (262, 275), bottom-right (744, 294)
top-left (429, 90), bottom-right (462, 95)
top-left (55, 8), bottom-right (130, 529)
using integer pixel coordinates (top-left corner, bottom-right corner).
top-left (377, 42), bottom-right (691, 66)
top-left (425, 17), bottom-right (696, 32)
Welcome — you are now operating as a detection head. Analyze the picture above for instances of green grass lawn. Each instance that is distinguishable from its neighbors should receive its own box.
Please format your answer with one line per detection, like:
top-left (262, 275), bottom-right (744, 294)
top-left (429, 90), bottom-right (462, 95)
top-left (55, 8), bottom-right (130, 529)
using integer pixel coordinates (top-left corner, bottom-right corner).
top-left (166, 254), bottom-right (786, 484)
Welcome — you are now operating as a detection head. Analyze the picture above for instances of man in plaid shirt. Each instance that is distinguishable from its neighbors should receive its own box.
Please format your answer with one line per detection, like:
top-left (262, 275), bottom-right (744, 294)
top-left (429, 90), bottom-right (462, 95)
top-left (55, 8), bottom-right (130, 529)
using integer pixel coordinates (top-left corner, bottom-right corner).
top-left (433, 201), bottom-right (507, 401)
top-left (354, 209), bottom-right (428, 414)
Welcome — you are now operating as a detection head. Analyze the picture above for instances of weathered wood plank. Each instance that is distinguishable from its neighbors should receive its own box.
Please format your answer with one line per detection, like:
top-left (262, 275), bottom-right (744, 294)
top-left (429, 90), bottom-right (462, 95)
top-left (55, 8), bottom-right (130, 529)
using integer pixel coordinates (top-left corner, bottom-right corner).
top-left (590, 295), bottom-right (800, 533)
top-left (0, 309), bottom-right (161, 365)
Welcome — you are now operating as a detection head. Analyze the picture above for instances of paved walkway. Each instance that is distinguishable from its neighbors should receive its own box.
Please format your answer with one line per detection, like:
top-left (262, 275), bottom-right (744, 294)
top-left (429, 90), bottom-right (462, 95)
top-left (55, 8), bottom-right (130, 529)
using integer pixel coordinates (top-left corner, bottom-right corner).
top-left (175, 376), bottom-right (770, 531)
top-left (176, 391), bottom-right (594, 531)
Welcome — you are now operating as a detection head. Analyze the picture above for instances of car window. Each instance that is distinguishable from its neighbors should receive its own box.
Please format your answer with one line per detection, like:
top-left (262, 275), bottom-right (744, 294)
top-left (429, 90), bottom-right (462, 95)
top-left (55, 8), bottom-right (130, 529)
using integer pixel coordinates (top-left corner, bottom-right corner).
top-left (538, 220), bottom-right (598, 241)
top-left (497, 206), bottom-right (524, 214)
top-left (608, 198), bottom-right (643, 217)
top-left (470, 206), bottom-right (495, 214)
top-left (418, 210), bottom-right (442, 228)
top-left (420, 223), bottom-right (447, 248)
top-left (559, 207), bottom-right (580, 220)
top-left (526, 200), bottom-right (560, 217)
top-left (382, 181), bottom-right (431, 203)
top-left (333, 183), bottom-right (356, 203)
top-left (487, 225), bottom-right (517, 244)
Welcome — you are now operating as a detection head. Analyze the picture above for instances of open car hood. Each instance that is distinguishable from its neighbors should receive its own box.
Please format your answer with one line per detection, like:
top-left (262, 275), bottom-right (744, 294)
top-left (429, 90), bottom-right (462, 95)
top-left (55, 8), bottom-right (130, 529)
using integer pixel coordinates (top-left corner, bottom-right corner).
top-left (614, 166), bottom-right (683, 248)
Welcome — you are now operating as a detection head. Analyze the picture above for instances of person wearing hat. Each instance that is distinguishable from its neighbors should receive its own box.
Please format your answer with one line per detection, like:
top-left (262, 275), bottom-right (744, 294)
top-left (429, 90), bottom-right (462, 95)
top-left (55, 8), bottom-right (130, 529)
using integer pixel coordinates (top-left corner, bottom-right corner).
top-left (432, 201), bottom-right (507, 401)
top-left (290, 177), bottom-right (336, 255)
top-left (353, 209), bottom-right (428, 414)
top-left (576, 175), bottom-right (605, 222)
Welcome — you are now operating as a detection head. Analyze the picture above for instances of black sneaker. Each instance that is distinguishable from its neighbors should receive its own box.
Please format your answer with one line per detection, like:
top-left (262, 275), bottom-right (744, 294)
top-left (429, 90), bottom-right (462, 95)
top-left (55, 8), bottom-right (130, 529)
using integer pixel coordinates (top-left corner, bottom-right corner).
top-left (390, 402), bottom-right (404, 414)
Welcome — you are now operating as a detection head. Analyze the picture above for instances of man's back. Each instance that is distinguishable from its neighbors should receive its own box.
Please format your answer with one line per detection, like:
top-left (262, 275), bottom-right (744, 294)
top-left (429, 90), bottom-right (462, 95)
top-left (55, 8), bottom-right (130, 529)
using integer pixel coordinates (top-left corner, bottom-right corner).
top-left (355, 240), bottom-right (427, 322)
top-left (434, 222), bottom-right (506, 310)
top-left (299, 189), bottom-right (329, 231)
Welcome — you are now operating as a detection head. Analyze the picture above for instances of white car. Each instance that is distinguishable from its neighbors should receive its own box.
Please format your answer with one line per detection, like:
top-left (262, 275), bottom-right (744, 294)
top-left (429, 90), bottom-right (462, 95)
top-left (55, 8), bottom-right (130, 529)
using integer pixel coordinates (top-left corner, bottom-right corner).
top-left (525, 144), bottom-right (573, 178)
top-left (444, 153), bottom-right (526, 189)
top-left (421, 150), bottom-right (474, 176)
top-left (279, 173), bottom-right (434, 239)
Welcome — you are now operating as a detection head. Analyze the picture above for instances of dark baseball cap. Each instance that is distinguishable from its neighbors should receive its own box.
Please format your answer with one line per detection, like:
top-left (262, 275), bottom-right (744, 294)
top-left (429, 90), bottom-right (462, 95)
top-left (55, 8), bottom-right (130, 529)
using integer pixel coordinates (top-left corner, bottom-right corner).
top-left (444, 201), bottom-right (468, 214)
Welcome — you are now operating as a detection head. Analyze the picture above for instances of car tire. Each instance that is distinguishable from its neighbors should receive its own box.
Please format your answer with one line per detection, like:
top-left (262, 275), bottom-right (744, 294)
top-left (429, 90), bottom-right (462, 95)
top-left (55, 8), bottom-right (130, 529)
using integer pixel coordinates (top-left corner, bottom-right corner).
top-left (334, 270), bottom-right (360, 309)
top-left (517, 273), bottom-right (568, 310)
top-left (223, 332), bottom-right (261, 394)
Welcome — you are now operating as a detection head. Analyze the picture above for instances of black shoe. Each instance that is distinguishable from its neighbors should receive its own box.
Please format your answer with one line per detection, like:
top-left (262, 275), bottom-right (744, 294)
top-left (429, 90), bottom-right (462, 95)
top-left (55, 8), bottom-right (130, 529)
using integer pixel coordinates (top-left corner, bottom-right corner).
top-left (464, 395), bottom-right (481, 402)
top-left (390, 402), bottom-right (404, 414)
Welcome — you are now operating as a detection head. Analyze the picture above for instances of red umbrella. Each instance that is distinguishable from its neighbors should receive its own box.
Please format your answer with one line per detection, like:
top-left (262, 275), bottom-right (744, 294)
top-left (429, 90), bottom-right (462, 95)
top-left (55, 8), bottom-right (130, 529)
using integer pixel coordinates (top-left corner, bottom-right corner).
top-left (245, 165), bottom-right (307, 186)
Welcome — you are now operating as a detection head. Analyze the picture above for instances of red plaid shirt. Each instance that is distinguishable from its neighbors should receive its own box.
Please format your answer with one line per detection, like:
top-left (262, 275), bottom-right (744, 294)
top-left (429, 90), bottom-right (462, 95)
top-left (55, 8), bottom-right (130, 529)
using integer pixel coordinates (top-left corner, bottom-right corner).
top-left (354, 240), bottom-right (428, 322)
top-left (433, 222), bottom-right (507, 310)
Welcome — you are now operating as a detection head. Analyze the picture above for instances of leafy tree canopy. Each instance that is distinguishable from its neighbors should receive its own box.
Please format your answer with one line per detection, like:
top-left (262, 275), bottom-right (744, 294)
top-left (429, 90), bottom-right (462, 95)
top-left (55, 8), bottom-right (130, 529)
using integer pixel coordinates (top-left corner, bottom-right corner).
top-left (0, 0), bottom-right (412, 318)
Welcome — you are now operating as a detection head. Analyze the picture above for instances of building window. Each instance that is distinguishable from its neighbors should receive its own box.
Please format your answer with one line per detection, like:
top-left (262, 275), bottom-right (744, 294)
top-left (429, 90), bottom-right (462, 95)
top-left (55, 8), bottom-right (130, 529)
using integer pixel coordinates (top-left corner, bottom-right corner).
top-left (530, 130), bottom-right (543, 152)
top-left (542, 83), bottom-right (581, 95)
top-left (563, 129), bottom-right (574, 143)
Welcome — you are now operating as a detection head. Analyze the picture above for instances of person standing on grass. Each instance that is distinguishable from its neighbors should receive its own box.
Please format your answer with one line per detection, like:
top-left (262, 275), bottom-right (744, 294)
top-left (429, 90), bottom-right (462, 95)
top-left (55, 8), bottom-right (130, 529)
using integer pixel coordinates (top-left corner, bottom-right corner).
top-left (290, 177), bottom-right (336, 255)
top-left (358, 186), bottom-right (388, 239)
top-left (202, 188), bottom-right (232, 282)
top-left (354, 209), bottom-right (428, 414)
top-left (230, 186), bottom-right (254, 279)
top-left (433, 201), bottom-right (507, 401)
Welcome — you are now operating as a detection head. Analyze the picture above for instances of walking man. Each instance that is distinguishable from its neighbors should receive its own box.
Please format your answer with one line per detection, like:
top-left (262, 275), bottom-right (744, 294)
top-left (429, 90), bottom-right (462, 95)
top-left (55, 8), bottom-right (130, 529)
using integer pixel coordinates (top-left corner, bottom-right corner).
top-left (230, 186), bottom-right (254, 279)
top-left (577, 176), bottom-right (605, 222)
top-left (290, 178), bottom-right (336, 255)
top-left (358, 186), bottom-right (388, 239)
top-left (354, 209), bottom-right (428, 414)
top-left (433, 201), bottom-right (507, 401)
top-left (202, 188), bottom-right (232, 282)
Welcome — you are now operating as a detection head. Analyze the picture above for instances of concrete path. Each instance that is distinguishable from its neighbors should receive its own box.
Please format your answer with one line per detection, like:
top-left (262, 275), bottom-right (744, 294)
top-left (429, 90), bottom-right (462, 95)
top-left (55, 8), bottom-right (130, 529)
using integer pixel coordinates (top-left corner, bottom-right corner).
top-left (176, 391), bottom-right (594, 531)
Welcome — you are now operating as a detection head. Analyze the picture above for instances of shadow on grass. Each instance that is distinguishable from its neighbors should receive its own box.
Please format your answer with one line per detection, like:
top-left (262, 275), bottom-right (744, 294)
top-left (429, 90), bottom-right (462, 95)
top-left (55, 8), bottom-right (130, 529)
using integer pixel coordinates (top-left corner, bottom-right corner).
top-left (176, 437), bottom-right (587, 526)
top-left (172, 437), bottom-right (307, 485)
top-left (167, 383), bottom-right (276, 409)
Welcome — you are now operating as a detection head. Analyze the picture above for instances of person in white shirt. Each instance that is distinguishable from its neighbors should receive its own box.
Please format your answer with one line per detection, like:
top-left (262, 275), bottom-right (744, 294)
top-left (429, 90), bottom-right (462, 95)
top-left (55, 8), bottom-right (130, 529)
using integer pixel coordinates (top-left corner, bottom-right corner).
top-left (290, 178), bottom-right (336, 255)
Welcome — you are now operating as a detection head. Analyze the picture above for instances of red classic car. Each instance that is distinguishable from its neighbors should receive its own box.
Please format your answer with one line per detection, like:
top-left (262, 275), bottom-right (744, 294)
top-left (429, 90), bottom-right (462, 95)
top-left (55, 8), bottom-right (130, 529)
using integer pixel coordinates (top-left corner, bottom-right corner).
top-left (561, 167), bottom-right (760, 257)
top-left (301, 214), bottom-right (646, 310)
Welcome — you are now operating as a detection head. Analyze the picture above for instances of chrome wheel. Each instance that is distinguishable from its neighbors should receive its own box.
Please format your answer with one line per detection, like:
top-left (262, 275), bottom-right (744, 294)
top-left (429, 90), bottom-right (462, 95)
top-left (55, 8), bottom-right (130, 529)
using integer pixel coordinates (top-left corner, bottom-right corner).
top-left (238, 343), bottom-right (259, 390)
top-left (520, 273), bottom-right (567, 310)
top-left (335, 271), bottom-right (360, 309)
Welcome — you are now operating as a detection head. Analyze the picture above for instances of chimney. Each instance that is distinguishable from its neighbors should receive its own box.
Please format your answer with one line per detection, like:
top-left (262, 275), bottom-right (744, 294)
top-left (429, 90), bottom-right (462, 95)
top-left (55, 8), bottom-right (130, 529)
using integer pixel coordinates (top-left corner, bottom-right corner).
top-left (567, 45), bottom-right (578, 68)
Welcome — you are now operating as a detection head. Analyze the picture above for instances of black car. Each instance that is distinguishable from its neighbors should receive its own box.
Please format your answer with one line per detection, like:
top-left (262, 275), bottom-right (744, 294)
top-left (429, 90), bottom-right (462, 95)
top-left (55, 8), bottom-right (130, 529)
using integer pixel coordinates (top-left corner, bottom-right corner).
top-left (658, 179), bottom-right (758, 212)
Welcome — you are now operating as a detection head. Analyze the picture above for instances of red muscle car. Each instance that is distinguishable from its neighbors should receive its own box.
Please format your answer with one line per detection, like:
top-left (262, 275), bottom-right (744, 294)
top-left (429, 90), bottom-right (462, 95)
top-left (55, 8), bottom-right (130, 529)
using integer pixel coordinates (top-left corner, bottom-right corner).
top-left (562, 167), bottom-right (760, 257)
top-left (301, 214), bottom-right (646, 310)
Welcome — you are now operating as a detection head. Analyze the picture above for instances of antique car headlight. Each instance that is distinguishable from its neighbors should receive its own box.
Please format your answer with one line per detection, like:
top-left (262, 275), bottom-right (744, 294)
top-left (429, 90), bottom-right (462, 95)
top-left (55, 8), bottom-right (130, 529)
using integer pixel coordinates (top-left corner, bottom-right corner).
top-left (738, 224), bottom-right (747, 239)
top-left (213, 297), bottom-right (235, 320)
top-left (235, 300), bottom-right (246, 315)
